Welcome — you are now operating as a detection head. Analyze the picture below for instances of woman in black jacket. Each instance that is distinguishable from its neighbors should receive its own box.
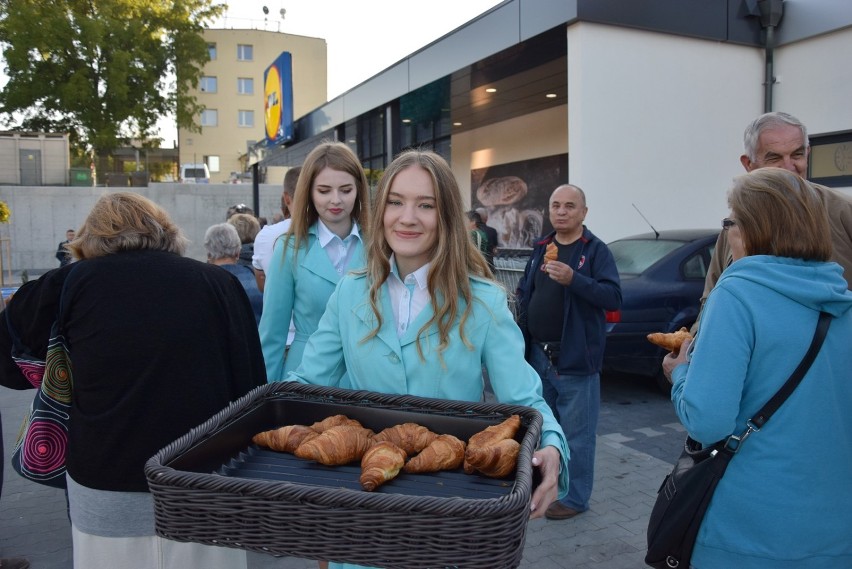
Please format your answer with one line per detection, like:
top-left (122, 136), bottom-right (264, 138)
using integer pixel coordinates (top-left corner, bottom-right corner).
top-left (0, 192), bottom-right (266, 569)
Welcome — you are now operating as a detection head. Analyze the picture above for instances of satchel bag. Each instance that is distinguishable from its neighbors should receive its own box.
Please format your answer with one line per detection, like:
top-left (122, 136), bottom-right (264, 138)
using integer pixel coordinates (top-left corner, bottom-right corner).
top-left (645, 311), bottom-right (831, 569)
top-left (7, 268), bottom-right (78, 489)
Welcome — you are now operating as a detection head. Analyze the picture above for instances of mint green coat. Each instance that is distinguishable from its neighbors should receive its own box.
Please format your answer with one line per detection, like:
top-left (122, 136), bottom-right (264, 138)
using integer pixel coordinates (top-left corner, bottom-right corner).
top-left (289, 271), bottom-right (569, 488)
top-left (259, 223), bottom-right (365, 381)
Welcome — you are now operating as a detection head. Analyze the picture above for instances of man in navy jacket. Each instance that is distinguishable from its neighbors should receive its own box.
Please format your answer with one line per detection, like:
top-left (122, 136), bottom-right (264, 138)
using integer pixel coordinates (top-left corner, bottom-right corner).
top-left (516, 184), bottom-right (621, 520)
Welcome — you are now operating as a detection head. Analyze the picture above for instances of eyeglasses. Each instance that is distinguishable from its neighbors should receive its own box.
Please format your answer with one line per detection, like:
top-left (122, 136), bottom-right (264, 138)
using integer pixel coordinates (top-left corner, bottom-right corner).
top-left (721, 218), bottom-right (737, 231)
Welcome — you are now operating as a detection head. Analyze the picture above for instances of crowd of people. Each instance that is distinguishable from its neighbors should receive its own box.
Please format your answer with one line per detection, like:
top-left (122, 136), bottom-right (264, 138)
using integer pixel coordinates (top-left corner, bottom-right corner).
top-left (1, 111), bottom-right (851, 568)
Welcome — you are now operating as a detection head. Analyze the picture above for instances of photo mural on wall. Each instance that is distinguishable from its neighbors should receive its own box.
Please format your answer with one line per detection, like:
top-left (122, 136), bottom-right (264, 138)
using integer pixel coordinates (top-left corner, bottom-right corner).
top-left (471, 153), bottom-right (568, 249)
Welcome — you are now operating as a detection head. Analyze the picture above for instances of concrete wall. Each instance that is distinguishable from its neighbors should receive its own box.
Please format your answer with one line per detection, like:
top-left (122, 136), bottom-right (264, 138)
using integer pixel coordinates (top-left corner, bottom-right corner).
top-left (566, 23), bottom-right (773, 243)
top-left (0, 183), bottom-right (286, 276)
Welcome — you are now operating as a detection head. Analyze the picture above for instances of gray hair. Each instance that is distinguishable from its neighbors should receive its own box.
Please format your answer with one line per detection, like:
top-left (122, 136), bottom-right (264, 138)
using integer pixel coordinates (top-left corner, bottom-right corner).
top-left (204, 223), bottom-right (241, 261)
top-left (743, 112), bottom-right (808, 162)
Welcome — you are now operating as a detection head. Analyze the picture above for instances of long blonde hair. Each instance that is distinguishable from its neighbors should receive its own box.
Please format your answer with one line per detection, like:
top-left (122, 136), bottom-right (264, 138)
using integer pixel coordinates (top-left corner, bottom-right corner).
top-left (69, 192), bottom-right (187, 259)
top-left (285, 141), bottom-right (369, 256)
top-left (364, 150), bottom-right (493, 361)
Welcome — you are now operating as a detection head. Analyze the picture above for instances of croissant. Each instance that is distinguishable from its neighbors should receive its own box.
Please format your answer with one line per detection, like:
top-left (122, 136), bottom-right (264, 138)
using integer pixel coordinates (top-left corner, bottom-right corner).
top-left (403, 434), bottom-right (465, 473)
top-left (359, 441), bottom-right (407, 491)
top-left (294, 425), bottom-right (374, 465)
top-left (647, 327), bottom-right (693, 353)
top-left (373, 423), bottom-right (438, 456)
top-left (252, 424), bottom-right (319, 453)
top-left (464, 438), bottom-right (520, 478)
top-left (310, 414), bottom-right (363, 433)
top-left (464, 415), bottom-right (521, 474)
top-left (544, 241), bottom-right (558, 264)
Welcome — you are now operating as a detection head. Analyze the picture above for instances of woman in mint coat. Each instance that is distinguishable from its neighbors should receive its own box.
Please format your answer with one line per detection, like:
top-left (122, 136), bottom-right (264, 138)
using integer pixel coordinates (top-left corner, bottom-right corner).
top-left (289, 150), bottom-right (569, 569)
top-left (260, 142), bottom-right (369, 381)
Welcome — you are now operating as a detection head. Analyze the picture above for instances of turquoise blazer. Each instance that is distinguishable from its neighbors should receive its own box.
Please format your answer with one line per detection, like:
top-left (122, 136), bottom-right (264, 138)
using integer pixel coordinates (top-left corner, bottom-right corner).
top-left (259, 222), bottom-right (365, 381)
top-left (289, 271), bottom-right (570, 497)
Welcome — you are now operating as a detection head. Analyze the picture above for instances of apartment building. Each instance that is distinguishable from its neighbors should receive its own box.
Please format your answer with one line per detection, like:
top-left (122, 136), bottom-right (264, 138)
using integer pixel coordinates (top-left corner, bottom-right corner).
top-left (178, 28), bottom-right (327, 182)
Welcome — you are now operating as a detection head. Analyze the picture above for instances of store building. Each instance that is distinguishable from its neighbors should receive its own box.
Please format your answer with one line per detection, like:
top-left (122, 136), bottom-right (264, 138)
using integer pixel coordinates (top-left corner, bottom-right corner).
top-left (259, 0), bottom-right (852, 245)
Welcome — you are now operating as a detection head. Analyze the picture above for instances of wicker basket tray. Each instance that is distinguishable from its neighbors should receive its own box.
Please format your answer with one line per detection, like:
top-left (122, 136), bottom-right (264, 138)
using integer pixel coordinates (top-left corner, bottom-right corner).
top-left (145, 382), bottom-right (542, 569)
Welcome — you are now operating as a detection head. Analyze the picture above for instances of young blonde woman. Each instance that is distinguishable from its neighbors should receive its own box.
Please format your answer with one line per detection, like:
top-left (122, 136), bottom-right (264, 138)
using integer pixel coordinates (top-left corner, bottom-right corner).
top-left (288, 149), bottom-right (569, 569)
top-left (259, 141), bottom-right (369, 380)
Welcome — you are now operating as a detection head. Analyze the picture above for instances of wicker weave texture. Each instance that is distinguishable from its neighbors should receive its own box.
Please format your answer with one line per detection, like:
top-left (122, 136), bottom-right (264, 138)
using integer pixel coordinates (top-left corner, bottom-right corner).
top-left (145, 382), bottom-right (542, 569)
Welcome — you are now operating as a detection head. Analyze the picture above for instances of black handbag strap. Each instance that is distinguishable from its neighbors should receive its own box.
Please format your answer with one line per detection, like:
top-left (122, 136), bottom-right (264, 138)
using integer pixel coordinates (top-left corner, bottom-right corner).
top-left (750, 311), bottom-right (831, 428)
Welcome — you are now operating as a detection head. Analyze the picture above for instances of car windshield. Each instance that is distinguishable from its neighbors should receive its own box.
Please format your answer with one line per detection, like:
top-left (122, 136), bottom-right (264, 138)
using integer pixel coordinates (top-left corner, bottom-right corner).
top-left (609, 239), bottom-right (684, 276)
top-left (184, 168), bottom-right (206, 178)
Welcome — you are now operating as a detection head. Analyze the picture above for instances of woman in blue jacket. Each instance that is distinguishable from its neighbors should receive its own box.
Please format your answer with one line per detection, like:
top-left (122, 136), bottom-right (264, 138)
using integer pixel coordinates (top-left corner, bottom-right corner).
top-left (664, 168), bottom-right (852, 569)
top-left (260, 141), bottom-right (369, 380)
top-left (289, 149), bottom-right (569, 569)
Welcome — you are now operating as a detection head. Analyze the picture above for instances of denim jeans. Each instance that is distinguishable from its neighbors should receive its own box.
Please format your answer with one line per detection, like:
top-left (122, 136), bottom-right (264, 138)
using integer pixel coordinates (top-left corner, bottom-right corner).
top-left (530, 343), bottom-right (600, 511)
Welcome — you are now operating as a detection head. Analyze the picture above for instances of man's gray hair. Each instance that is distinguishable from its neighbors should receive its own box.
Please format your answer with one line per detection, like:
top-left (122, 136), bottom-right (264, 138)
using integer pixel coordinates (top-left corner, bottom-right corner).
top-left (204, 223), bottom-right (241, 261)
top-left (743, 112), bottom-right (808, 161)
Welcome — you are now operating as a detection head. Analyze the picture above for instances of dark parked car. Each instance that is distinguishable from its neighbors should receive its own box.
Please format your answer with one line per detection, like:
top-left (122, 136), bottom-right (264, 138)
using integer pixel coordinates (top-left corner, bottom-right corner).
top-left (603, 229), bottom-right (719, 391)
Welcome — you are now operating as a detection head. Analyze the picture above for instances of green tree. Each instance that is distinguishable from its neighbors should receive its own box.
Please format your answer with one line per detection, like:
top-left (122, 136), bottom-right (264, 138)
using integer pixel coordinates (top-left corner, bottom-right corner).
top-left (0, 0), bottom-right (224, 159)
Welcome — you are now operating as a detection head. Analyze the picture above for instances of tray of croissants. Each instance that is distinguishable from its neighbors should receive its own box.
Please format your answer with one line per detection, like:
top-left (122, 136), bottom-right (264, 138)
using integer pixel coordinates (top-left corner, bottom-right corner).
top-left (145, 382), bottom-right (543, 567)
top-left (148, 382), bottom-right (543, 501)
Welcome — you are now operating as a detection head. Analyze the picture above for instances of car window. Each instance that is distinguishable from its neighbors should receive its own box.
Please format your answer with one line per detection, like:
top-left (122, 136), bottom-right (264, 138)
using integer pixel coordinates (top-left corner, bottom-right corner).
top-left (609, 239), bottom-right (684, 276)
top-left (682, 252), bottom-right (707, 279)
top-left (681, 243), bottom-right (715, 279)
top-left (184, 168), bottom-right (207, 178)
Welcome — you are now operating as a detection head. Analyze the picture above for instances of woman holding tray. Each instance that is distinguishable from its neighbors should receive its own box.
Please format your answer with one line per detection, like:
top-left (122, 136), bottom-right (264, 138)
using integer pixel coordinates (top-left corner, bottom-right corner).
top-left (0, 193), bottom-right (266, 569)
top-left (289, 149), bottom-right (569, 568)
top-left (260, 141), bottom-right (370, 381)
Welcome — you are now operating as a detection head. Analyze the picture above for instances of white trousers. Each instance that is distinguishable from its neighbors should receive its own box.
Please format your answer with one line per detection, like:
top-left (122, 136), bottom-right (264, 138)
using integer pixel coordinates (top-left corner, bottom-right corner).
top-left (72, 524), bottom-right (247, 569)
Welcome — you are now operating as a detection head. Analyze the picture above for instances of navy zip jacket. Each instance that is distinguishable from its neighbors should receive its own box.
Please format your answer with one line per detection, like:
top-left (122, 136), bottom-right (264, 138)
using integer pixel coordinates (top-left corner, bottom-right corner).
top-left (516, 227), bottom-right (622, 375)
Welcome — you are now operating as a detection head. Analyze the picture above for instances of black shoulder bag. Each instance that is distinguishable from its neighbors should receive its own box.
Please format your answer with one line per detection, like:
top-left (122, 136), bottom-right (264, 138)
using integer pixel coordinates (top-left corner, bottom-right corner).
top-left (645, 311), bottom-right (831, 569)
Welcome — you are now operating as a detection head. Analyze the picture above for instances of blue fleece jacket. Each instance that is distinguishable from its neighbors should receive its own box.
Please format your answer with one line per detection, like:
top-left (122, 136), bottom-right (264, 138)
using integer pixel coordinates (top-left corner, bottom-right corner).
top-left (516, 227), bottom-right (621, 375)
top-left (671, 255), bottom-right (852, 569)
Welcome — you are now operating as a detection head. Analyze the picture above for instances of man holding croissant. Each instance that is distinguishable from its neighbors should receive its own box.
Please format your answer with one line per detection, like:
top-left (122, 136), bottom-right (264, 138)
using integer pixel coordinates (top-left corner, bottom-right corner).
top-left (516, 184), bottom-right (622, 520)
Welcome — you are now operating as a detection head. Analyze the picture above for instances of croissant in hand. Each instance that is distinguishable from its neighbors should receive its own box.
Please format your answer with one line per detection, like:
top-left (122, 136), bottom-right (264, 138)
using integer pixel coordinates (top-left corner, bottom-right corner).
top-left (359, 441), bottom-right (407, 491)
top-left (294, 425), bottom-right (374, 466)
top-left (252, 424), bottom-right (319, 453)
top-left (373, 423), bottom-right (438, 456)
top-left (464, 438), bottom-right (520, 478)
top-left (403, 434), bottom-right (465, 473)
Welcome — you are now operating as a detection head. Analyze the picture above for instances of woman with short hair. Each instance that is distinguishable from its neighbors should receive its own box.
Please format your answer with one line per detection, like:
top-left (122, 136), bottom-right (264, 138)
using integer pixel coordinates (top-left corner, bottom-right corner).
top-left (664, 168), bottom-right (852, 568)
top-left (0, 192), bottom-right (266, 569)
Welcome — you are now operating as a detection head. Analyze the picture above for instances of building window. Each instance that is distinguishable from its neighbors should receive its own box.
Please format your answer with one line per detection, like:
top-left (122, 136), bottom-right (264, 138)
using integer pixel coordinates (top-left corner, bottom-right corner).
top-left (199, 76), bottom-right (217, 93)
top-left (810, 132), bottom-right (852, 188)
top-left (237, 77), bottom-right (254, 95)
top-left (238, 110), bottom-right (254, 128)
top-left (205, 155), bottom-right (220, 173)
top-left (200, 109), bottom-right (218, 127)
top-left (207, 43), bottom-right (217, 60)
top-left (237, 44), bottom-right (253, 61)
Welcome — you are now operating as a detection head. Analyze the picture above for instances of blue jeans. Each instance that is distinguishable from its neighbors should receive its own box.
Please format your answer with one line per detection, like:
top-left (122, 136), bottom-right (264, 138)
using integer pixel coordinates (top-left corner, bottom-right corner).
top-left (530, 344), bottom-right (600, 511)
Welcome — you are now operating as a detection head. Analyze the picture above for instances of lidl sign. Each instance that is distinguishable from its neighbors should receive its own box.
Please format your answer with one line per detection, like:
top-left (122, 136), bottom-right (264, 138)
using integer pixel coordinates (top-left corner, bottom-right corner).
top-left (264, 52), bottom-right (294, 146)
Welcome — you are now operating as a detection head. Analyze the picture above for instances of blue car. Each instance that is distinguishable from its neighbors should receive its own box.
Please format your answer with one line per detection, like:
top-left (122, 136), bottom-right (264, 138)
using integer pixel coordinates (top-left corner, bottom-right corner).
top-left (603, 229), bottom-right (719, 391)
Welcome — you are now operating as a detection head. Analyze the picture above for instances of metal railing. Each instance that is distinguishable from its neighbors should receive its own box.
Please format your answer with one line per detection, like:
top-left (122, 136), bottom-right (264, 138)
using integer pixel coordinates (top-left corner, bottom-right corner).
top-left (492, 248), bottom-right (532, 321)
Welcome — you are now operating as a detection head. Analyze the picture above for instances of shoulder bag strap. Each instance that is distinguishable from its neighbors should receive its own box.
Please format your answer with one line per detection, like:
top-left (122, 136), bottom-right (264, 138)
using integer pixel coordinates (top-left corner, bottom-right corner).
top-left (725, 311), bottom-right (831, 451)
